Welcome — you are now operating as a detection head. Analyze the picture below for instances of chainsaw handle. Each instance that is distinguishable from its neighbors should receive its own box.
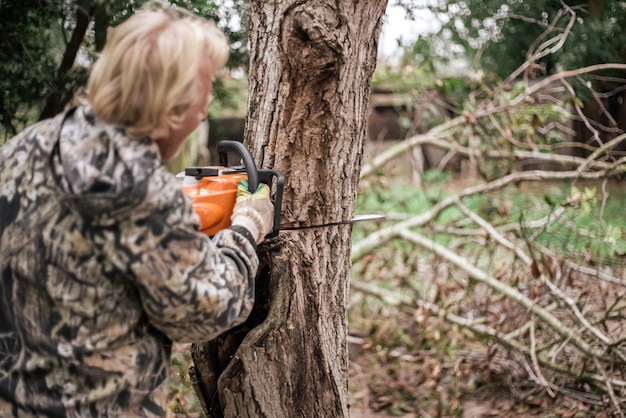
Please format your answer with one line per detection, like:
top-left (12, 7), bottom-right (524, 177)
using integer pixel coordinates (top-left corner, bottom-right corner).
top-left (258, 168), bottom-right (284, 238)
top-left (217, 141), bottom-right (259, 193)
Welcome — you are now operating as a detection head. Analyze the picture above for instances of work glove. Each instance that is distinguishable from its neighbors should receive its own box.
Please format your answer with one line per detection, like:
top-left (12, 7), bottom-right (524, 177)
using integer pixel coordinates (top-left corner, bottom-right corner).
top-left (230, 179), bottom-right (274, 244)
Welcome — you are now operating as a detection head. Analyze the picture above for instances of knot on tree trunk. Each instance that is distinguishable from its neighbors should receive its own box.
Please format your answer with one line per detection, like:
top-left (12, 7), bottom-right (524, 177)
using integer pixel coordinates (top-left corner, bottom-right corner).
top-left (282, 6), bottom-right (343, 79)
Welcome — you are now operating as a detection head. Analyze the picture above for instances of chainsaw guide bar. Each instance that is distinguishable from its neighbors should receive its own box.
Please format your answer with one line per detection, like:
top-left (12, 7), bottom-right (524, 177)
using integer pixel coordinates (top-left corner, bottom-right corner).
top-left (279, 213), bottom-right (387, 231)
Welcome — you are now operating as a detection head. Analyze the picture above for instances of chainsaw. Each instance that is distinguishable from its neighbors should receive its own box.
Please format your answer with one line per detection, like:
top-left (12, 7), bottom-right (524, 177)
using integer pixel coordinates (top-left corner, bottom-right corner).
top-left (180, 140), bottom-right (284, 238)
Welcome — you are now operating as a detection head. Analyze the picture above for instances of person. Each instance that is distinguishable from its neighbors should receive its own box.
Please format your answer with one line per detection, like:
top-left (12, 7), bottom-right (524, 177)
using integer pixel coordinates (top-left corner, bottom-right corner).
top-left (0, 2), bottom-right (274, 417)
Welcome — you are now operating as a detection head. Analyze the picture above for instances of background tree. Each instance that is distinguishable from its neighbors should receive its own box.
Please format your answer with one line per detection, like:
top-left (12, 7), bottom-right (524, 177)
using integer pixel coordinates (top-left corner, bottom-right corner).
top-left (189, 1), bottom-right (389, 416)
top-left (418, 0), bottom-right (625, 78)
top-left (394, 0), bottom-right (626, 153)
top-left (1, 0), bottom-right (66, 137)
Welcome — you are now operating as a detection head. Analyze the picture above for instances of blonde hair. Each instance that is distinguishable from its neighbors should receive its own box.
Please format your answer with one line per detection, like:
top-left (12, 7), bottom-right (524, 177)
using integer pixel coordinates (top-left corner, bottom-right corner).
top-left (87, 2), bottom-right (229, 139)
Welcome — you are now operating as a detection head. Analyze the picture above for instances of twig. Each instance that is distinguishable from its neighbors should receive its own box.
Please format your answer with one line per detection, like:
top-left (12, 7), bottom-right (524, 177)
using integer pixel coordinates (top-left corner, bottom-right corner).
top-left (541, 274), bottom-right (611, 345)
top-left (455, 201), bottom-right (532, 265)
top-left (530, 316), bottom-right (557, 397)
top-left (592, 356), bottom-right (624, 418)
top-left (537, 244), bottom-right (626, 286)
top-left (577, 133), bottom-right (626, 174)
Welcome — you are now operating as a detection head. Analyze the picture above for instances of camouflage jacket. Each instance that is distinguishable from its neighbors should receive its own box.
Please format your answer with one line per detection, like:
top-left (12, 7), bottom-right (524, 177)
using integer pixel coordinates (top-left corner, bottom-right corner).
top-left (0, 107), bottom-right (258, 417)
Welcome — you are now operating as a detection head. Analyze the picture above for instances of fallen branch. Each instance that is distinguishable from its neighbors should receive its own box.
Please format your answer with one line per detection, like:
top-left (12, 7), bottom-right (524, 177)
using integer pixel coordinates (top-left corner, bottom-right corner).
top-left (359, 63), bottom-right (626, 181)
top-left (353, 168), bottom-right (620, 263)
top-left (350, 277), bottom-right (626, 392)
top-left (360, 130), bottom-right (626, 180)
top-left (396, 228), bottom-right (605, 358)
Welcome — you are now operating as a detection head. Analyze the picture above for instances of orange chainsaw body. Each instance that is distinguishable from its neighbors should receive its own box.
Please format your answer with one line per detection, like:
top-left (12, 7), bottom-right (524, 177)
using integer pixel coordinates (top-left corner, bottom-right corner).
top-left (181, 141), bottom-right (284, 238)
top-left (182, 171), bottom-right (248, 236)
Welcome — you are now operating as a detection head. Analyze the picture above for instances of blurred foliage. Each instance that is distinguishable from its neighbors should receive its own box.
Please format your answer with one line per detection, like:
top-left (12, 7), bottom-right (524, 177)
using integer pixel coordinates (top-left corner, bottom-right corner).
top-left (533, 184), bottom-right (626, 266)
top-left (393, 0), bottom-right (626, 77)
top-left (381, 1), bottom-right (626, 140)
top-left (208, 76), bottom-right (249, 119)
top-left (0, 0), bottom-right (250, 144)
top-left (1, 0), bottom-right (66, 139)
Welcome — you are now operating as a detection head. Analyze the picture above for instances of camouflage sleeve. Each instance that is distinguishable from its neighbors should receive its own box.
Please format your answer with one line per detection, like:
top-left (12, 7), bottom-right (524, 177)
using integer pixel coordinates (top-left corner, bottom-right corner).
top-left (115, 178), bottom-right (260, 343)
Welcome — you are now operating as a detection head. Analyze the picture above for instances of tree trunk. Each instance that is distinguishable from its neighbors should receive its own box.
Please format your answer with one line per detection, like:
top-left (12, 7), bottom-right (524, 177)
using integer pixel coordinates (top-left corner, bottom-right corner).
top-left (190, 1), bottom-right (388, 416)
top-left (39, 0), bottom-right (92, 120)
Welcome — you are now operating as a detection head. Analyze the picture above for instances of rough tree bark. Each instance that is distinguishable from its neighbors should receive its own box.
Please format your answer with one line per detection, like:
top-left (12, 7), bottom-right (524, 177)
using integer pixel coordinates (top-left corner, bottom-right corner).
top-left (190, 1), bottom-right (388, 416)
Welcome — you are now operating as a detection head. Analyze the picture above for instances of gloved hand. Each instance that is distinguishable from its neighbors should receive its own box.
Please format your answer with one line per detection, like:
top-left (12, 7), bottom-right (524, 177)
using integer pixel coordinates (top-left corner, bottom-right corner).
top-left (230, 179), bottom-right (274, 244)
